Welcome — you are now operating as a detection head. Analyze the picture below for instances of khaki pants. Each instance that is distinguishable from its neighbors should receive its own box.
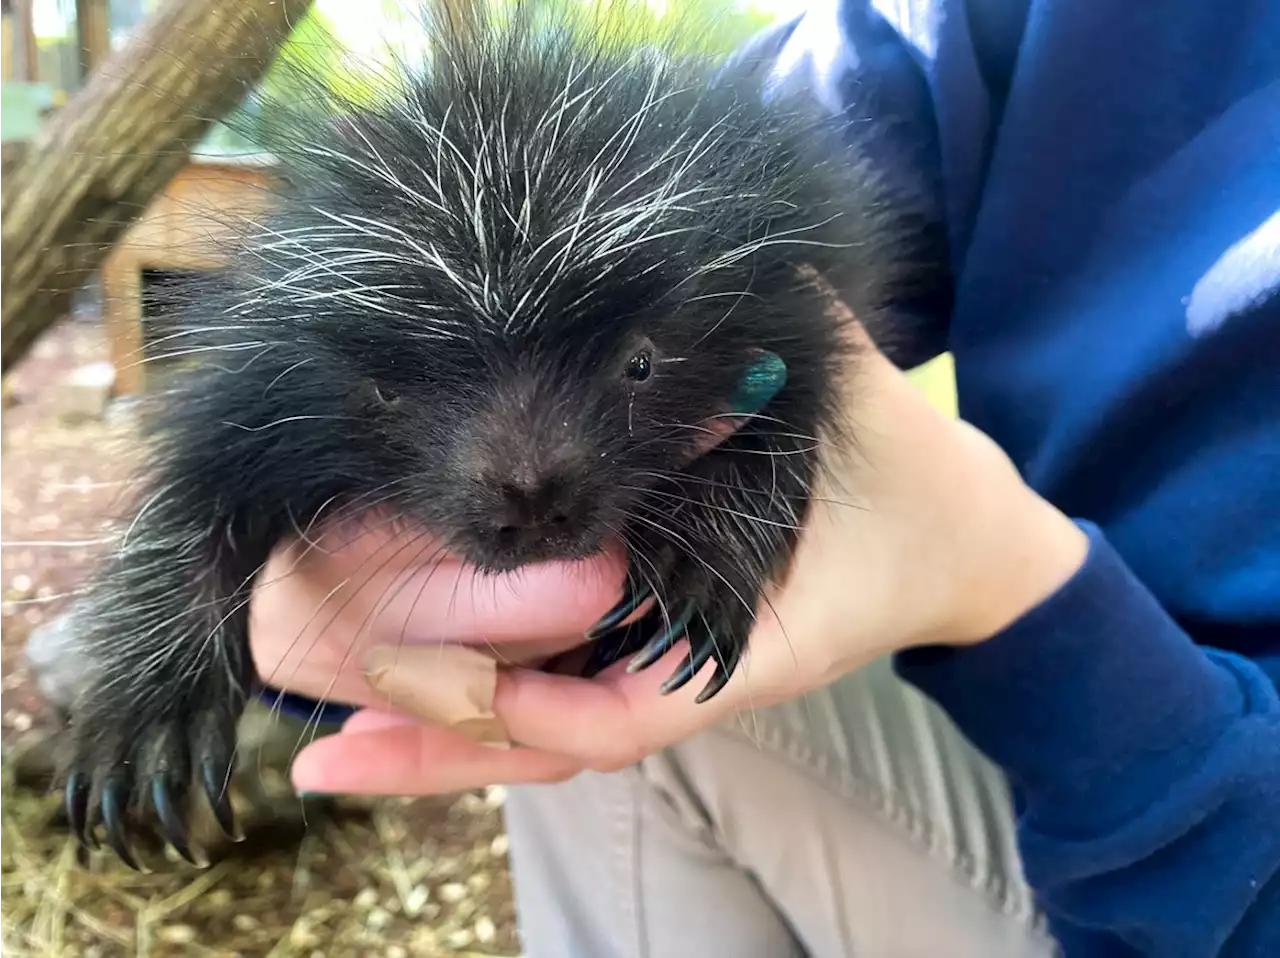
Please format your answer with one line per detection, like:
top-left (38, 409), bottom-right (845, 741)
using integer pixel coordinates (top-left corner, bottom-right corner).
top-left (503, 657), bottom-right (1060, 958)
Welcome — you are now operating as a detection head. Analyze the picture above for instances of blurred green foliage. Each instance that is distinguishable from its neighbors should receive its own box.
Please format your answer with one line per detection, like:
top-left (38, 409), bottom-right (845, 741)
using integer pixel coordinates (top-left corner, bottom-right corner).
top-left (507, 0), bottom-right (777, 56)
top-left (207, 0), bottom-right (779, 155)
top-left (258, 7), bottom-right (352, 106)
top-left (199, 5), bottom-right (376, 156)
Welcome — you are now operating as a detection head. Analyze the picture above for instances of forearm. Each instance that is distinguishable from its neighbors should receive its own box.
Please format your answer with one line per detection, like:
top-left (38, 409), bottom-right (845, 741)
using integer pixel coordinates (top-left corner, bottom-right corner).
top-left (896, 523), bottom-right (1280, 956)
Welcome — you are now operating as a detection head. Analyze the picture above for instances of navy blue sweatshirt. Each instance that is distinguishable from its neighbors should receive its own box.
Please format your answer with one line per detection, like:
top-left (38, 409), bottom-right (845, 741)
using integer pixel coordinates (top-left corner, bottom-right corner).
top-left (750, 1), bottom-right (1279, 954)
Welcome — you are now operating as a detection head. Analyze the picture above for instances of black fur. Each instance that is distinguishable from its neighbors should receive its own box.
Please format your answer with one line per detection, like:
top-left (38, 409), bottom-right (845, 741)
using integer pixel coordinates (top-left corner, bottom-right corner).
top-left (60, 2), bottom-right (945, 865)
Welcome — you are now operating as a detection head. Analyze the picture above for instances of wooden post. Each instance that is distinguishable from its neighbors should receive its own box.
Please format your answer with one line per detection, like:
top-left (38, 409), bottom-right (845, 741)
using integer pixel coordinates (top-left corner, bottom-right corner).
top-left (435, 0), bottom-right (482, 44)
top-left (97, 159), bottom-right (277, 395)
top-left (100, 250), bottom-right (144, 395)
top-left (75, 0), bottom-right (111, 81)
top-left (13, 0), bottom-right (37, 82)
top-left (0, 4), bottom-right (13, 82)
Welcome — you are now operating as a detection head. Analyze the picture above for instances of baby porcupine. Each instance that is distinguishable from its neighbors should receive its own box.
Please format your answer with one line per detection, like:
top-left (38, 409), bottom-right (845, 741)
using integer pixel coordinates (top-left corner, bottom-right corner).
top-left (59, 1), bottom-right (946, 867)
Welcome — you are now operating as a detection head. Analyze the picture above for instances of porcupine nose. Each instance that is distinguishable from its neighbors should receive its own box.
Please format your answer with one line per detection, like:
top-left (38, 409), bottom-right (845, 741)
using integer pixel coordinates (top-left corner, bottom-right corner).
top-left (499, 478), bottom-right (576, 537)
top-left (493, 473), bottom-right (582, 549)
top-left (467, 388), bottom-right (599, 560)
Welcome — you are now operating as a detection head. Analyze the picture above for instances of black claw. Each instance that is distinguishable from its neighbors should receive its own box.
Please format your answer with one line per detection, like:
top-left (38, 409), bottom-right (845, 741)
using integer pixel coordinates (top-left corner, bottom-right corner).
top-left (627, 601), bottom-right (696, 674)
top-left (659, 619), bottom-right (720, 695)
top-left (201, 759), bottom-right (240, 841)
top-left (694, 664), bottom-right (733, 703)
top-left (580, 621), bottom-right (645, 678)
top-left (586, 579), bottom-right (654, 640)
top-left (151, 777), bottom-right (199, 866)
top-left (65, 771), bottom-right (94, 848)
top-left (100, 780), bottom-right (144, 871)
top-left (695, 643), bottom-right (744, 704)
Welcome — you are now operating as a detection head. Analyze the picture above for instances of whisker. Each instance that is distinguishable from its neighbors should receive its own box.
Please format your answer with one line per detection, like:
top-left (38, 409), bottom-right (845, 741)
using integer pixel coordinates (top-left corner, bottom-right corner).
top-left (220, 415), bottom-right (356, 433)
top-left (620, 485), bottom-right (804, 532)
top-left (287, 531), bottom-right (445, 763)
top-left (261, 526), bottom-right (436, 707)
top-left (633, 470), bottom-right (864, 512)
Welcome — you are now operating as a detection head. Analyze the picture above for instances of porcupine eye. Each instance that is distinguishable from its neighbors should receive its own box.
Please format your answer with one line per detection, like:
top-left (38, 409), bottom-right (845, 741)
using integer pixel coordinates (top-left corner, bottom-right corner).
top-left (623, 349), bottom-right (653, 383)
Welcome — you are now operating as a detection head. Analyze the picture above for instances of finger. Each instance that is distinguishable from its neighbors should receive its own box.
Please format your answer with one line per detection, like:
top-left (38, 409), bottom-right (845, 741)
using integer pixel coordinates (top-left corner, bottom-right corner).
top-left (491, 645), bottom-right (745, 770)
top-left (340, 707), bottom-right (422, 734)
top-left (262, 520), bottom-right (630, 645)
top-left (251, 531), bottom-right (629, 706)
top-left (291, 723), bottom-right (582, 796)
top-left (364, 643), bottom-right (511, 746)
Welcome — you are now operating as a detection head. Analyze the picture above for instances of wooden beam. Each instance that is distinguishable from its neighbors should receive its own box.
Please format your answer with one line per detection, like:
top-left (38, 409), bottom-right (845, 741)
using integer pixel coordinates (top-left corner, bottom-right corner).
top-left (434, 0), bottom-right (482, 44)
top-left (99, 159), bottom-right (276, 395)
top-left (14, 0), bottom-right (36, 82)
top-left (75, 0), bottom-right (111, 81)
top-left (2, 8), bottom-right (14, 82)
top-left (100, 250), bottom-right (144, 395)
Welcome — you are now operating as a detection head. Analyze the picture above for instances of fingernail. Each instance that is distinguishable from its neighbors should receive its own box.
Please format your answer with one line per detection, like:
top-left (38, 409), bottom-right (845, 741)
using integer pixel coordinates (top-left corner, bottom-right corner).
top-left (363, 644), bottom-right (512, 748)
top-left (731, 352), bottom-right (787, 414)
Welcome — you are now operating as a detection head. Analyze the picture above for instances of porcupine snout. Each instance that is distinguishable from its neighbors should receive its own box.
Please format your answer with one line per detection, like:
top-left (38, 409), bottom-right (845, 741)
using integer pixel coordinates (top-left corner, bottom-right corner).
top-left (470, 449), bottom-right (603, 564)
top-left (453, 383), bottom-right (615, 570)
top-left (491, 464), bottom-right (587, 545)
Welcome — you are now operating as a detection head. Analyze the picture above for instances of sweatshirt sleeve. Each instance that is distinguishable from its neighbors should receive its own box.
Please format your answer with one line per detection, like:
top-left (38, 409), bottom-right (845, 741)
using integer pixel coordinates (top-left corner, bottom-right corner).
top-left (895, 522), bottom-right (1280, 956)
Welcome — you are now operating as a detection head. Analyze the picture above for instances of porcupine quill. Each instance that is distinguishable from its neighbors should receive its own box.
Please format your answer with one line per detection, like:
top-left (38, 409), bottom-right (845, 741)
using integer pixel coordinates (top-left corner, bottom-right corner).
top-left (54, 0), bottom-right (949, 868)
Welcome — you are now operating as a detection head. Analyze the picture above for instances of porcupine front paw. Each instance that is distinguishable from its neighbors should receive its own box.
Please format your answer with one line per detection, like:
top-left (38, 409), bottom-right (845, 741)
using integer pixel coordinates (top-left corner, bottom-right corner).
top-left (581, 558), bottom-right (758, 704)
top-left (63, 677), bottom-right (244, 870)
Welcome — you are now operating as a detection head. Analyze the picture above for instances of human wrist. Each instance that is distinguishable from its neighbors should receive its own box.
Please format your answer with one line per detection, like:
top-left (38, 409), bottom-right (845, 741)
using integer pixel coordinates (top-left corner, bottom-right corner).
top-left (822, 341), bottom-right (1087, 655)
top-left (940, 427), bottom-right (1090, 646)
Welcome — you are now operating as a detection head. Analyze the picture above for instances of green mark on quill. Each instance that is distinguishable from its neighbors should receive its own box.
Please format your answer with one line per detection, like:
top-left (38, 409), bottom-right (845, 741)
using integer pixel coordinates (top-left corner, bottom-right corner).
top-left (731, 351), bottom-right (787, 415)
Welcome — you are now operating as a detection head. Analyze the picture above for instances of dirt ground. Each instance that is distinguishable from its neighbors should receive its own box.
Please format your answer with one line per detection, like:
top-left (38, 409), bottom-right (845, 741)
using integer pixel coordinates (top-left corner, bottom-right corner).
top-left (2, 321), bottom-right (522, 958)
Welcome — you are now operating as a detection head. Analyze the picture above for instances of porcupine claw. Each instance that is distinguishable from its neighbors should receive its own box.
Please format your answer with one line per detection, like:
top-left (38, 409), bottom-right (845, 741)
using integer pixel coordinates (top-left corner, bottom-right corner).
top-left (65, 770), bottom-right (96, 849)
top-left (201, 757), bottom-right (241, 843)
top-left (594, 603), bottom-right (743, 703)
top-left (625, 601), bottom-right (697, 673)
top-left (151, 777), bottom-right (199, 866)
top-left (578, 578), bottom-right (658, 676)
top-left (657, 615), bottom-right (743, 701)
top-left (581, 598), bottom-right (695, 678)
top-left (585, 579), bottom-right (654, 640)
top-left (101, 778), bottom-right (146, 872)
top-left (582, 577), bottom-right (749, 705)
top-left (60, 661), bottom-right (247, 868)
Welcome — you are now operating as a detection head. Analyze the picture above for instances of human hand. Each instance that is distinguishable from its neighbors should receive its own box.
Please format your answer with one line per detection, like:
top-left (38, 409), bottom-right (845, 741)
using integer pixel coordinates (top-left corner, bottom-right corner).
top-left (249, 329), bottom-right (1088, 795)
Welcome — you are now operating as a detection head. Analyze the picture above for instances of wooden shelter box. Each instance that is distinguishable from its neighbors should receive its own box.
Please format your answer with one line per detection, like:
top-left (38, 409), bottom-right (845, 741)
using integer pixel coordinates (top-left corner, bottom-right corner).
top-left (101, 153), bottom-right (276, 394)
